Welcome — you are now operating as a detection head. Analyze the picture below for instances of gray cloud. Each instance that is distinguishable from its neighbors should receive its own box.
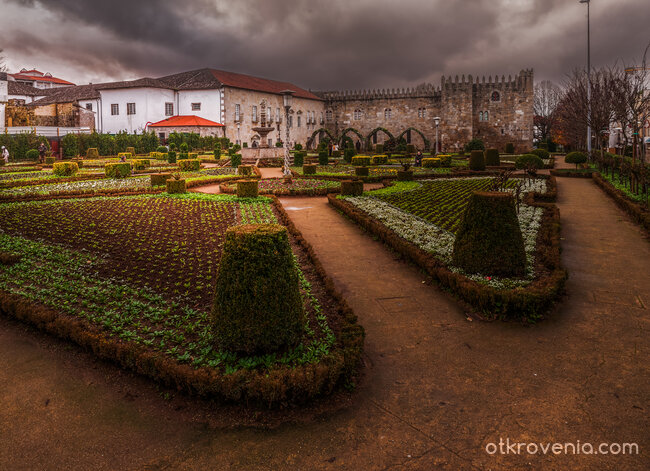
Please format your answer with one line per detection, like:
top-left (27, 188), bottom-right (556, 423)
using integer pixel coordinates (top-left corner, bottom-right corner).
top-left (1, 0), bottom-right (648, 90)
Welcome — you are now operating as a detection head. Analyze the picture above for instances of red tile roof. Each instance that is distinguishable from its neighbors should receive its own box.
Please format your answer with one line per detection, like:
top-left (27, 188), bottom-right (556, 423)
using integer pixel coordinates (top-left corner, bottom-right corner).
top-left (10, 71), bottom-right (75, 86)
top-left (148, 115), bottom-right (224, 127)
top-left (209, 69), bottom-right (321, 100)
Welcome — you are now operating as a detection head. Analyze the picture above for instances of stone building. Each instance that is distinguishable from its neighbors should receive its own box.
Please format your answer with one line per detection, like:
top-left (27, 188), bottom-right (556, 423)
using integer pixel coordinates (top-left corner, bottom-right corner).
top-left (319, 69), bottom-right (534, 152)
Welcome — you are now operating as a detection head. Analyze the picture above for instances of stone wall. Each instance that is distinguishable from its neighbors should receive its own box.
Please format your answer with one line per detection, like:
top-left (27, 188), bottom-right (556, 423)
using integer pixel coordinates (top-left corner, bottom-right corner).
top-left (151, 125), bottom-right (225, 139)
top-left (222, 87), bottom-right (325, 148)
top-left (321, 69), bottom-right (534, 153)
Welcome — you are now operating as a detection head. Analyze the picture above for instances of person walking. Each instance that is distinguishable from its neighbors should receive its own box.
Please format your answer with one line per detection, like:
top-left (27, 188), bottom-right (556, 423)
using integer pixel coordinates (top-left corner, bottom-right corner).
top-left (1, 146), bottom-right (9, 165)
top-left (38, 142), bottom-right (47, 164)
top-left (415, 150), bottom-right (423, 167)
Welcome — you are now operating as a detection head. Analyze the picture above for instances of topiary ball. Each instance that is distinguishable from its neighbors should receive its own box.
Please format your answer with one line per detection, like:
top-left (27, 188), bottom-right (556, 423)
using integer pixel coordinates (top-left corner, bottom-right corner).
top-left (212, 224), bottom-right (305, 354)
top-left (469, 150), bottom-right (486, 171)
top-left (515, 154), bottom-right (544, 169)
top-left (565, 151), bottom-right (587, 169)
top-left (529, 149), bottom-right (550, 160)
top-left (484, 148), bottom-right (500, 166)
top-left (452, 192), bottom-right (526, 277)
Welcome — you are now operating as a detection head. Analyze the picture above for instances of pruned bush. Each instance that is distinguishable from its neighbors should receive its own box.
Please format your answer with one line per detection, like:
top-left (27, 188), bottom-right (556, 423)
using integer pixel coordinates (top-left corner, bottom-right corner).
top-left (438, 154), bottom-right (453, 167)
top-left (44, 156), bottom-right (55, 165)
top-left (372, 155), bottom-right (388, 165)
top-left (118, 152), bottom-right (132, 160)
top-left (178, 152), bottom-right (189, 160)
top-left (126, 146), bottom-right (136, 157)
top-left (52, 162), bottom-right (79, 176)
top-left (344, 148), bottom-right (355, 162)
top-left (397, 170), bottom-right (413, 181)
top-left (375, 144), bottom-right (384, 153)
top-left (213, 144), bottom-right (221, 158)
top-left (452, 191), bottom-right (526, 277)
top-left (293, 151), bottom-right (305, 167)
top-left (422, 157), bottom-right (441, 168)
top-left (178, 159), bottom-right (200, 171)
top-left (105, 162), bottom-right (131, 178)
top-left (352, 156), bottom-right (371, 166)
top-left (26, 149), bottom-right (39, 161)
top-left (71, 158), bottom-right (84, 169)
top-left (166, 178), bottom-right (186, 194)
top-left (530, 149), bottom-right (550, 160)
top-left (341, 179), bottom-right (363, 196)
top-left (469, 150), bottom-right (486, 171)
top-left (332, 150), bottom-right (341, 158)
top-left (464, 138), bottom-right (485, 152)
top-left (212, 224), bottom-right (305, 354)
top-left (188, 152), bottom-right (198, 159)
top-left (354, 166), bottom-right (369, 177)
top-left (236, 179), bottom-right (258, 198)
top-left (515, 154), bottom-right (544, 169)
top-left (86, 147), bottom-right (99, 159)
top-left (318, 151), bottom-right (329, 165)
top-left (179, 143), bottom-right (189, 153)
top-left (238, 165), bottom-right (253, 176)
top-left (406, 144), bottom-right (416, 154)
top-left (167, 151), bottom-right (177, 164)
top-left (485, 148), bottom-right (500, 166)
top-left (156, 146), bottom-right (167, 153)
top-left (565, 151), bottom-right (587, 169)
top-left (150, 173), bottom-right (171, 186)
top-left (505, 142), bottom-right (515, 154)
top-left (303, 164), bottom-right (317, 175)
top-left (231, 153), bottom-right (242, 167)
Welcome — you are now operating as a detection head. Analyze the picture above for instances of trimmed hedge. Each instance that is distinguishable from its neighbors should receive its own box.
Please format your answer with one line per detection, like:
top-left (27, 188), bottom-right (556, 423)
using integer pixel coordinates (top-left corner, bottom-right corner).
top-left (344, 148), bottom-right (355, 162)
top-left (375, 144), bottom-right (384, 153)
top-left (166, 178), bottom-right (186, 194)
top-left (530, 149), bottom-right (550, 160)
top-left (150, 173), bottom-right (172, 186)
top-left (318, 151), bottom-right (329, 165)
top-left (231, 153), bottom-right (242, 168)
top-left (238, 165), bottom-right (253, 176)
top-left (397, 170), bottom-right (413, 181)
top-left (422, 158), bottom-right (441, 168)
top-left (340, 179), bottom-right (364, 196)
top-left (167, 151), bottom-right (177, 164)
top-left (71, 158), bottom-right (84, 169)
top-left (131, 159), bottom-right (150, 170)
top-left (452, 192), bottom-right (527, 277)
top-left (355, 166), bottom-right (369, 177)
top-left (505, 143), bottom-right (515, 154)
top-left (126, 147), bottom-right (136, 157)
top-left (188, 152), bottom-right (198, 159)
top-left (105, 162), bottom-right (131, 178)
top-left (469, 150), bottom-right (486, 171)
top-left (86, 148), bottom-right (99, 159)
top-left (212, 224), bottom-right (305, 354)
top-left (178, 159), bottom-right (200, 171)
top-left (27, 149), bottom-right (40, 161)
top-left (352, 156), bottom-right (371, 166)
top-left (52, 162), bottom-right (79, 177)
top-left (515, 154), bottom-right (544, 169)
top-left (303, 164), bottom-right (317, 175)
top-left (237, 179), bottom-right (259, 198)
top-left (565, 151), bottom-right (587, 169)
top-left (293, 151), bottom-right (305, 167)
top-left (117, 152), bottom-right (132, 160)
top-left (45, 156), bottom-right (55, 165)
top-left (372, 155), bottom-right (388, 165)
top-left (485, 148), bottom-right (500, 166)
top-left (593, 172), bottom-right (650, 233)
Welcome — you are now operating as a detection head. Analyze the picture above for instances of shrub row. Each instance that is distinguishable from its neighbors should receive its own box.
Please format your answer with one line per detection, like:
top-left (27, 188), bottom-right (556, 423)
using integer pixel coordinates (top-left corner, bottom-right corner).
top-left (593, 172), bottom-right (650, 233)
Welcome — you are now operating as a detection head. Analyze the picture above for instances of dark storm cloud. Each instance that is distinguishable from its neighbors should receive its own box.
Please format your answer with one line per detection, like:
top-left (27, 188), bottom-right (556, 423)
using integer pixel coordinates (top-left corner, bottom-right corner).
top-left (2, 0), bottom-right (649, 89)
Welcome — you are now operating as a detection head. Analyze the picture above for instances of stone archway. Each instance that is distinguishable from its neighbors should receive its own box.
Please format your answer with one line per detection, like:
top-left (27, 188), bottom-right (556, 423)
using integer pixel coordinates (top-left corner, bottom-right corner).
top-left (366, 127), bottom-right (395, 149)
top-left (339, 127), bottom-right (365, 149)
top-left (307, 128), bottom-right (337, 150)
top-left (396, 127), bottom-right (431, 150)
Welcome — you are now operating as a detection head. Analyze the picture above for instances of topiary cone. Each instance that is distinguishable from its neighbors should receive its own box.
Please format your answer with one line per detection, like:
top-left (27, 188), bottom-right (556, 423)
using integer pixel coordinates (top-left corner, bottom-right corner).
top-left (484, 148), bottom-right (500, 166)
top-left (469, 150), bottom-right (486, 171)
top-left (452, 191), bottom-right (526, 277)
top-left (212, 224), bottom-right (305, 354)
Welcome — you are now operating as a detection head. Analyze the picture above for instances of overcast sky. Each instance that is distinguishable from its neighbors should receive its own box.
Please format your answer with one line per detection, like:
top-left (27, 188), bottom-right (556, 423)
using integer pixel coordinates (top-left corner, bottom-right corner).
top-left (1, 0), bottom-right (648, 91)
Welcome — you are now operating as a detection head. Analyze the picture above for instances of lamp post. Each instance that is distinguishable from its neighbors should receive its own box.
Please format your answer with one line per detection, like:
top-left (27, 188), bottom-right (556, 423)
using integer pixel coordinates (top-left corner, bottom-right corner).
top-left (433, 116), bottom-right (441, 154)
top-left (579, 0), bottom-right (591, 154)
top-left (281, 89), bottom-right (295, 176)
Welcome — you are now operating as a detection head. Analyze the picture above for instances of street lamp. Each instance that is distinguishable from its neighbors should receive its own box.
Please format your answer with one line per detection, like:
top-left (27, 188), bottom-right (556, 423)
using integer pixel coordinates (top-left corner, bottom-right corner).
top-left (433, 116), bottom-right (441, 154)
top-left (281, 89), bottom-right (295, 176)
top-left (580, 0), bottom-right (591, 154)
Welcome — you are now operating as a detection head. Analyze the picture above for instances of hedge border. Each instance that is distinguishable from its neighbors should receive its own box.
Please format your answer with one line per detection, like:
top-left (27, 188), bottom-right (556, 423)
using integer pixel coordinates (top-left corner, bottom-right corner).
top-left (220, 179), bottom-right (341, 197)
top-left (549, 169), bottom-right (594, 178)
top-left (592, 172), bottom-right (650, 233)
top-left (328, 180), bottom-right (566, 322)
top-left (0, 173), bottom-right (106, 189)
top-left (0, 196), bottom-right (364, 407)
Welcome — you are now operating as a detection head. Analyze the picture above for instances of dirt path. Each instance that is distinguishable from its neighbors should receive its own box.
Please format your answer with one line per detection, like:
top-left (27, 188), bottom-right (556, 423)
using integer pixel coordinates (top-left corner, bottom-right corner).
top-left (1, 164), bottom-right (648, 470)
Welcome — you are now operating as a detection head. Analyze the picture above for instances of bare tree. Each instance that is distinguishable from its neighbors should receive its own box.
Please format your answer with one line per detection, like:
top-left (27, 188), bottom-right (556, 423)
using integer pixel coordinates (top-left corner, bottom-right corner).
top-left (0, 49), bottom-right (6, 72)
top-left (533, 80), bottom-right (562, 144)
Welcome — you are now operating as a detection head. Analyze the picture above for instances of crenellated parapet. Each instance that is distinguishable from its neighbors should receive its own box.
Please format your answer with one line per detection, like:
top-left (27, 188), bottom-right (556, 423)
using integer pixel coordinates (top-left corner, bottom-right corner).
top-left (321, 84), bottom-right (441, 102)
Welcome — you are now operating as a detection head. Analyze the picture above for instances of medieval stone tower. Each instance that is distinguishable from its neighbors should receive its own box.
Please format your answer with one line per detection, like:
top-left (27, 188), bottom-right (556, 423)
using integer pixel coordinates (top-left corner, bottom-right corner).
top-left (318, 69), bottom-right (534, 152)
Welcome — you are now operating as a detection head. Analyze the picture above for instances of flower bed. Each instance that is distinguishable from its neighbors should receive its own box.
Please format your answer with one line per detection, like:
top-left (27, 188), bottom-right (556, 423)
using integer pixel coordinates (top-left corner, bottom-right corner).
top-left (221, 178), bottom-right (341, 196)
top-left (291, 165), bottom-right (452, 182)
top-left (329, 176), bottom-right (566, 321)
top-left (0, 193), bottom-right (363, 406)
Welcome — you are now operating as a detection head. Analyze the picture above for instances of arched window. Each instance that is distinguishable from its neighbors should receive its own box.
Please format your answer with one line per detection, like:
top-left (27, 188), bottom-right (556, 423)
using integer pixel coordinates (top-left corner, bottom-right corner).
top-left (354, 109), bottom-right (362, 120)
top-left (326, 110), bottom-right (333, 122)
top-left (484, 111), bottom-right (489, 121)
top-left (384, 108), bottom-right (392, 120)
top-left (491, 91), bottom-right (500, 102)
top-left (479, 111), bottom-right (483, 122)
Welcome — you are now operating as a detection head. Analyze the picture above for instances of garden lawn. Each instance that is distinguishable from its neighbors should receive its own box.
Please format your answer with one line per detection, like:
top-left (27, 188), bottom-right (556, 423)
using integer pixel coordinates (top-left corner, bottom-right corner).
top-left (0, 193), bottom-right (336, 373)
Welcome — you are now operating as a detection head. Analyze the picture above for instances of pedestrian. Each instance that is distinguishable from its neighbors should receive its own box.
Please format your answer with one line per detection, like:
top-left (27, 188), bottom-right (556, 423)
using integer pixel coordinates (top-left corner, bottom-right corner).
top-left (119, 154), bottom-right (127, 162)
top-left (328, 142), bottom-right (333, 157)
top-left (38, 142), bottom-right (47, 163)
top-left (415, 150), bottom-right (423, 167)
top-left (1, 146), bottom-right (9, 165)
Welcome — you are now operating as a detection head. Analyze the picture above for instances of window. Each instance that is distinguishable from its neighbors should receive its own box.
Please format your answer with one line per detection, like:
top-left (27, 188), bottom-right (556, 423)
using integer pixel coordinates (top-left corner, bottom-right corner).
top-left (418, 107), bottom-right (426, 118)
top-left (127, 103), bottom-right (136, 115)
top-left (484, 111), bottom-right (489, 121)
top-left (252, 105), bottom-right (258, 122)
top-left (354, 109), bottom-right (362, 120)
top-left (158, 132), bottom-right (165, 140)
top-left (165, 102), bottom-right (173, 116)
top-left (276, 107), bottom-right (280, 123)
top-left (326, 110), bottom-right (333, 122)
top-left (111, 104), bottom-right (119, 115)
top-left (384, 108), bottom-right (392, 120)
top-left (297, 115), bottom-right (301, 128)
top-left (491, 91), bottom-right (500, 102)
top-left (479, 111), bottom-right (483, 122)
top-left (288, 115), bottom-right (293, 128)
top-left (235, 104), bottom-right (241, 122)
top-left (85, 103), bottom-right (93, 111)
top-left (191, 103), bottom-right (201, 111)
top-left (320, 112), bottom-right (324, 124)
